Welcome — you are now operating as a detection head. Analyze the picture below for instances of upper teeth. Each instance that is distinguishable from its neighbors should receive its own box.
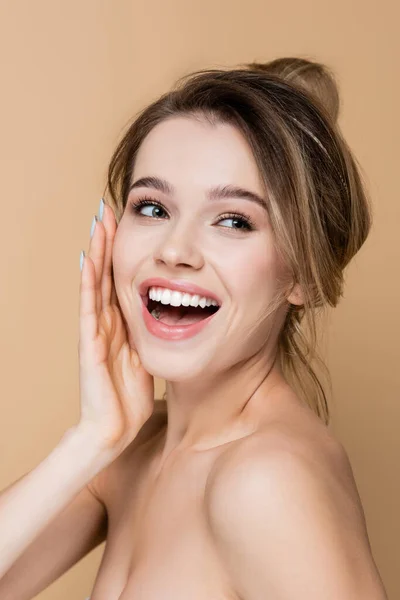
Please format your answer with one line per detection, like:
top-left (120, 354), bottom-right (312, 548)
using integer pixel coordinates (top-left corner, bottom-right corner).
top-left (148, 286), bottom-right (219, 309)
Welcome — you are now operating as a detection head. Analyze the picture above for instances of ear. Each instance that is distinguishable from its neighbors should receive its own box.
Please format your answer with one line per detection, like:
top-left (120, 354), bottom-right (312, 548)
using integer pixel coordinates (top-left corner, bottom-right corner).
top-left (287, 282), bottom-right (304, 306)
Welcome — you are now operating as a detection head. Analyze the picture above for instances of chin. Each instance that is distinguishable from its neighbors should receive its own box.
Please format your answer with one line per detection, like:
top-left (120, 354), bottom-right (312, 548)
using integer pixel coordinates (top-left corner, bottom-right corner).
top-left (137, 350), bottom-right (210, 382)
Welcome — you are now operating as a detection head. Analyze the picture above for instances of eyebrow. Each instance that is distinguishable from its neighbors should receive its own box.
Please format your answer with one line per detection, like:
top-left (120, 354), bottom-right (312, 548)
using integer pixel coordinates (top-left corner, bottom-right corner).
top-left (129, 176), bottom-right (268, 211)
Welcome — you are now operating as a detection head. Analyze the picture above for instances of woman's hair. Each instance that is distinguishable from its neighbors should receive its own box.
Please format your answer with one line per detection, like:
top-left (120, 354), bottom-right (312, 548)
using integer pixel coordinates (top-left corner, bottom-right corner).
top-left (106, 56), bottom-right (372, 426)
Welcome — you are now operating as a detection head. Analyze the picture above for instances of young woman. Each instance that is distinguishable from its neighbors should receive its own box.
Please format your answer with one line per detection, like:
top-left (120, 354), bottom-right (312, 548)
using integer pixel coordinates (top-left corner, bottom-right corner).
top-left (0, 57), bottom-right (388, 599)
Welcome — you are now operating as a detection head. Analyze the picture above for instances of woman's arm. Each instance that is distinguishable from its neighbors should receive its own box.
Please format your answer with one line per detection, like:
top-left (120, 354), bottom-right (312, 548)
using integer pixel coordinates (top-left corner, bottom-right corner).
top-left (0, 425), bottom-right (111, 583)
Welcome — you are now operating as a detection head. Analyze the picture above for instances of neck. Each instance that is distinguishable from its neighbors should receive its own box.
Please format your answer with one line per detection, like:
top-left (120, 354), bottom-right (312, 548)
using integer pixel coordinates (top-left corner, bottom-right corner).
top-left (157, 348), bottom-right (285, 466)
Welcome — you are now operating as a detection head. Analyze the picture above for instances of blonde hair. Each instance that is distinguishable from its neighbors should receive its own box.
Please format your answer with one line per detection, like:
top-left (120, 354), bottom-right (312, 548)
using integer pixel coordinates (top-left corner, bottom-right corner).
top-left (106, 56), bottom-right (372, 425)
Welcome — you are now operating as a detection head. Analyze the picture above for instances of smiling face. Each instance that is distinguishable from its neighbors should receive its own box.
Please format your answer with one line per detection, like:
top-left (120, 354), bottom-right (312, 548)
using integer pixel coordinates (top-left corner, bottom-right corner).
top-left (112, 115), bottom-right (295, 381)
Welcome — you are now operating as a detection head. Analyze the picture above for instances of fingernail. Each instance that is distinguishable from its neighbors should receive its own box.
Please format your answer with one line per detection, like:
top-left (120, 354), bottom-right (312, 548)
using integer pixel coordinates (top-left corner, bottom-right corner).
top-left (90, 215), bottom-right (98, 239)
top-left (99, 198), bottom-right (105, 222)
top-left (80, 250), bottom-right (85, 272)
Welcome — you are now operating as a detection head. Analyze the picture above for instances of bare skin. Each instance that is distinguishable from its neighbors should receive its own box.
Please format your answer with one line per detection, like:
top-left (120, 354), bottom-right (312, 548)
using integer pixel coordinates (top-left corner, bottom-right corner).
top-left (86, 116), bottom-right (385, 598)
top-left (87, 389), bottom-right (381, 600)
top-left (0, 116), bottom-right (386, 597)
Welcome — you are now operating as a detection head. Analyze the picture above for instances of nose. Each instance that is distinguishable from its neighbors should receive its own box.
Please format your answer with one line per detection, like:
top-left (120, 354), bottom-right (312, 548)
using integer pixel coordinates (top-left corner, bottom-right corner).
top-left (153, 223), bottom-right (204, 270)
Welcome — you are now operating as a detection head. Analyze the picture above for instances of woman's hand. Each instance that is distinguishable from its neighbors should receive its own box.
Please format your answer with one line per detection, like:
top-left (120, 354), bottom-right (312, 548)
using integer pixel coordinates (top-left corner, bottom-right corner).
top-left (77, 199), bottom-right (155, 459)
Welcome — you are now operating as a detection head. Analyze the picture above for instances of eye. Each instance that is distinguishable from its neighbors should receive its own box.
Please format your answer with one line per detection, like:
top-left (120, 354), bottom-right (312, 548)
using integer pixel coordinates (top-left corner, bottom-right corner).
top-left (129, 197), bottom-right (255, 232)
top-left (130, 197), bottom-right (168, 219)
top-left (217, 213), bottom-right (254, 231)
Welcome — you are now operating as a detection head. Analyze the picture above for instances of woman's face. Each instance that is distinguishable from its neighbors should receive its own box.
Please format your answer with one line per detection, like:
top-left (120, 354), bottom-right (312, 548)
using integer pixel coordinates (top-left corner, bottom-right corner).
top-left (112, 116), bottom-right (292, 381)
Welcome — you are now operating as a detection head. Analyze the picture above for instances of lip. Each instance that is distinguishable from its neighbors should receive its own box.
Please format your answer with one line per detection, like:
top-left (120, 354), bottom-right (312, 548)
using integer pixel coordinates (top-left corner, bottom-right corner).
top-left (138, 277), bottom-right (222, 305)
top-left (140, 298), bottom-right (218, 341)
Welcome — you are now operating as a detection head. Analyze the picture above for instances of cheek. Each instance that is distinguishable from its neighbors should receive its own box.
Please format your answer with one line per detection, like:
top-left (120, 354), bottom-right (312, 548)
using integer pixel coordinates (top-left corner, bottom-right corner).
top-left (225, 241), bottom-right (280, 301)
top-left (112, 227), bottom-right (144, 280)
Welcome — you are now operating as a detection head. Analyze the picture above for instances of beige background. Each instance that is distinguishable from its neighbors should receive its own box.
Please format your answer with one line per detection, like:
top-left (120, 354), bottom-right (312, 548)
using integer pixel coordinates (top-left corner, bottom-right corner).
top-left (0, 0), bottom-right (398, 598)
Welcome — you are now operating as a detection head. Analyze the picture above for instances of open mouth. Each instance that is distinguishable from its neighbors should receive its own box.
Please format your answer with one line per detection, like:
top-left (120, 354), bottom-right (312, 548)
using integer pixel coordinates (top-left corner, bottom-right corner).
top-left (145, 296), bottom-right (220, 326)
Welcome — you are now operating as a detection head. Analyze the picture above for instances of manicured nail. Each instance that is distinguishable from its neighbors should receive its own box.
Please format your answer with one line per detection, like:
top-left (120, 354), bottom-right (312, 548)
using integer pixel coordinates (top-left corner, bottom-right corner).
top-left (90, 215), bottom-right (98, 239)
top-left (80, 250), bottom-right (85, 272)
top-left (99, 198), bottom-right (105, 222)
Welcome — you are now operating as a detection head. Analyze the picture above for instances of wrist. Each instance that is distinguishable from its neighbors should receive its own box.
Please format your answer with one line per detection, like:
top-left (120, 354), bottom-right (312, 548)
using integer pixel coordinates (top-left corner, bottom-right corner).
top-left (62, 424), bottom-right (118, 475)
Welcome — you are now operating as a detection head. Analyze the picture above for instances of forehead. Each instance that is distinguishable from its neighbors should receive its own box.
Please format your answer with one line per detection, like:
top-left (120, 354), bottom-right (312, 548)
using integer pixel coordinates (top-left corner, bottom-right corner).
top-left (131, 116), bottom-right (264, 193)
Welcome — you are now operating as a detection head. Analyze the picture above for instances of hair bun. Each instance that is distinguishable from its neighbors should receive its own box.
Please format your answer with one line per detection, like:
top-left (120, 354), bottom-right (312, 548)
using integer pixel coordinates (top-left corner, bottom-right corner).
top-left (245, 57), bottom-right (340, 124)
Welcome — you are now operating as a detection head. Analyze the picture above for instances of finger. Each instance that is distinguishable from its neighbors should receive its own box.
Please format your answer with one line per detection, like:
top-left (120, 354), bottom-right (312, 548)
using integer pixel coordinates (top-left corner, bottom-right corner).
top-left (88, 214), bottom-right (106, 316)
top-left (79, 253), bottom-right (98, 352)
top-left (100, 202), bottom-right (117, 310)
top-left (110, 268), bottom-right (118, 306)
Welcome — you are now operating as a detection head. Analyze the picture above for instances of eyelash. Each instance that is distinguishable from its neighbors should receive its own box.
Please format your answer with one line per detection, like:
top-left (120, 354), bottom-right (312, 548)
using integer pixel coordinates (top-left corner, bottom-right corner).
top-left (129, 196), bottom-right (256, 232)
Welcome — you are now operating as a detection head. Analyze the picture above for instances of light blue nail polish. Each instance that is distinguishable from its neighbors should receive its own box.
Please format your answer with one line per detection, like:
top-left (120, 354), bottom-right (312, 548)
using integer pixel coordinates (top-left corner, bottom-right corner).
top-left (99, 198), bottom-right (105, 222)
top-left (90, 215), bottom-right (97, 239)
top-left (80, 250), bottom-right (85, 272)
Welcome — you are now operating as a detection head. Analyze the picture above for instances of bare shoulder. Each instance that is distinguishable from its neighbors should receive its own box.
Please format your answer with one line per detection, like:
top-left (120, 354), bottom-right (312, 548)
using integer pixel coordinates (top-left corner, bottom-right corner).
top-left (205, 407), bottom-right (367, 539)
top-left (204, 412), bottom-right (388, 598)
top-left (207, 403), bottom-right (342, 474)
